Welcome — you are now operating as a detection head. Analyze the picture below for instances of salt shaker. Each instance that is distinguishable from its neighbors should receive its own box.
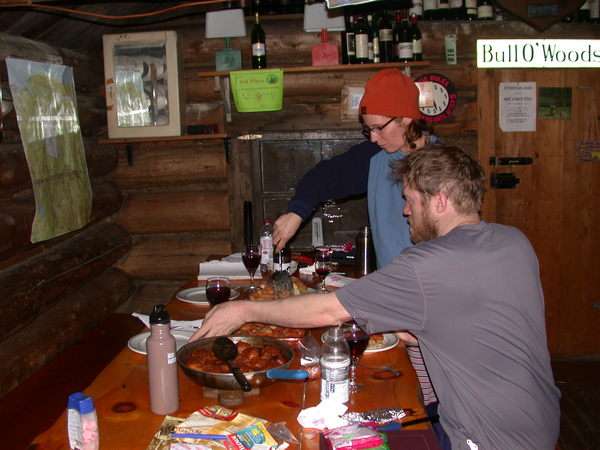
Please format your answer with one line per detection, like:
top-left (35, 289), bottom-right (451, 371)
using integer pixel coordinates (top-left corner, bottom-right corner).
top-left (146, 304), bottom-right (179, 415)
top-left (355, 226), bottom-right (376, 275)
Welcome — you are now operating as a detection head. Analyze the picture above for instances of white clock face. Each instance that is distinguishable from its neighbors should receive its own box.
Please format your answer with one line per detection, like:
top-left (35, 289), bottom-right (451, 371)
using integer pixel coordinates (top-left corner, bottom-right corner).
top-left (420, 83), bottom-right (450, 117)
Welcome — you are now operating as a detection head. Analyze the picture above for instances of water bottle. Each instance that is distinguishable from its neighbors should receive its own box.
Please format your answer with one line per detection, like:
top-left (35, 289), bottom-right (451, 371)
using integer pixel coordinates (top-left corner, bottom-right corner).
top-left (259, 218), bottom-right (274, 274)
top-left (147, 304), bottom-right (179, 415)
top-left (320, 326), bottom-right (350, 404)
top-left (356, 226), bottom-right (375, 275)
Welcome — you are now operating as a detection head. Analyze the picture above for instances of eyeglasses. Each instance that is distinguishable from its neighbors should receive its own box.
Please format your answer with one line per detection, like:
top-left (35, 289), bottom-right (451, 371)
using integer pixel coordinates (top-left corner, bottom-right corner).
top-left (361, 117), bottom-right (397, 138)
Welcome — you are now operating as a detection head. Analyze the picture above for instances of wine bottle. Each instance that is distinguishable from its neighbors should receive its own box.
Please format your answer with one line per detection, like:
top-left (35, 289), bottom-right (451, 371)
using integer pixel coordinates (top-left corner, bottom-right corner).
top-left (251, 11), bottom-right (267, 68)
top-left (409, 0), bottom-right (424, 19)
top-left (465, 0), bottom-right (477, 20)
top-left (368, 14), bottom-right (380, 63)
top-left (423, 0), bottom-right (437, 20)
top-left (342, 12), bottom-right (356, 64)
top-left (591, 0), bottom-right (599, 23)
top-left (477, 0), bottom-right (494, 20)
top-left (437, 0), bottom-right (450, 20)
top-left (394, 10), bottom-right (413, 62)
top-left (353, 14), bottom-right (370, 64)
top-left (377, 11), bottom-right (394, 63)
top-left (410, 13), bottom-right (422, 61)
top-left (450, 0), bottom-right (466, 20)
top-left (366, 14), bottom-right (373, 63)
top-left (578, 1), bottom-right (591, 22)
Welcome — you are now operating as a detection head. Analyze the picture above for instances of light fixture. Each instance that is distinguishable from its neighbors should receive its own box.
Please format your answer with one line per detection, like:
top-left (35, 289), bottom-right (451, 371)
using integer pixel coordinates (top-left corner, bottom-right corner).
top-left (303, 2), bottom-right (346, 32)
top-left (303, 2), bottom-right (345, 66)
top-left (205, 8), bottom-right (247, 71)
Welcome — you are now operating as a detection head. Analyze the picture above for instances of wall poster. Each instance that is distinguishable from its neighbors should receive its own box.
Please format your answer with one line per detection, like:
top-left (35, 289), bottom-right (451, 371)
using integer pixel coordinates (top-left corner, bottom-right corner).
top-left (6, 58), bottom-right (91, 243)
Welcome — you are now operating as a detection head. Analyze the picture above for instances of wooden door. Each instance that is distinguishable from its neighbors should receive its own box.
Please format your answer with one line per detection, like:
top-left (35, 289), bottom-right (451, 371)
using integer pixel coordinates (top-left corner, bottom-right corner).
top-left (478, 68), bottom-right (600, 356)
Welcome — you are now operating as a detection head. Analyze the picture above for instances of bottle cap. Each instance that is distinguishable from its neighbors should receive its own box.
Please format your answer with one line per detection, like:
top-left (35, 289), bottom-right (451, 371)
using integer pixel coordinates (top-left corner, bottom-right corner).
top-left (68, 392), bottom-right (86, 410)
top-left (149, 304), bottom-right (171, 325)
top-left (78, 396), bottom-right (95, 414)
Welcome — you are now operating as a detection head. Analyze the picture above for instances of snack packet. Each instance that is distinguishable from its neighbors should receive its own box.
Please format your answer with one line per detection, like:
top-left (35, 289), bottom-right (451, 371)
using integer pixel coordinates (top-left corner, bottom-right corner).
top-left (322, 424), bottom-right (388, 450)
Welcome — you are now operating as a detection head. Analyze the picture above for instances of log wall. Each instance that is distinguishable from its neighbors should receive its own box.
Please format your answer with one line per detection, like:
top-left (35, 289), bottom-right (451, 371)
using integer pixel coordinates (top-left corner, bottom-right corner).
top-left (0, 34), bottom-right (132, 397)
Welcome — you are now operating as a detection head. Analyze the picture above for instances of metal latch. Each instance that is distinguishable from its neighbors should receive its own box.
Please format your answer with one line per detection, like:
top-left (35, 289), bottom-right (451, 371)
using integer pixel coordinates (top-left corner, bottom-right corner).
top-left (489, 157), bottom-right (533, 166)
top-left (491, 173), bottom-right (520, 189)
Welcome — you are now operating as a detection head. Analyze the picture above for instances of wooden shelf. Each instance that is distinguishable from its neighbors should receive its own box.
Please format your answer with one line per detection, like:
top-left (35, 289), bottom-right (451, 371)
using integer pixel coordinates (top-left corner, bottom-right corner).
top-left (197, 61), bottom-right (431, 77)
top-left (98, 134), bottom-right (228, 144)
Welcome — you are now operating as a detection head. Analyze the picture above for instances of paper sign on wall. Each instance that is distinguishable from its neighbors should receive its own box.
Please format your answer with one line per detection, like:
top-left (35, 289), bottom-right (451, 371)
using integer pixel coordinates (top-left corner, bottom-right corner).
top-left (499, 82), bottom-right (537, 132)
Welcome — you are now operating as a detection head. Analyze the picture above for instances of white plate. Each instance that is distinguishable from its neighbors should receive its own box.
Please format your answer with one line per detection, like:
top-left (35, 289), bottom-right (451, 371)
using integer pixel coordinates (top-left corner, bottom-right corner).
top-left (175, 287), bottom-right (240, 304)
top-left (127, 329), bottom-right (195, 355)
top-left (320, 332), bottom-right (399, 354)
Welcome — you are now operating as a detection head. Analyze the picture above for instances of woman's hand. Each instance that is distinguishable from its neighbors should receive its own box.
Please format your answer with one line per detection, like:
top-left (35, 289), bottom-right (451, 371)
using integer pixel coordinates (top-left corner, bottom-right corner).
top-left (273, 213), bottom-right (302, 252)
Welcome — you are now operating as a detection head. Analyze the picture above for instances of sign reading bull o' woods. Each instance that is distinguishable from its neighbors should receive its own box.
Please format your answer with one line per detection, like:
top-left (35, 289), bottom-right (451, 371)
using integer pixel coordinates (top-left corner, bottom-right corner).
top-left (477, 39), bottom-right (600, 69)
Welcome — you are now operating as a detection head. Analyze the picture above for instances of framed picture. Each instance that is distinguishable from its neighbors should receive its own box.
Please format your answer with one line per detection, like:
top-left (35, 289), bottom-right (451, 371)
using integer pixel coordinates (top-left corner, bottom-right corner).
top-left (103, 30), bottom-right (185, 138)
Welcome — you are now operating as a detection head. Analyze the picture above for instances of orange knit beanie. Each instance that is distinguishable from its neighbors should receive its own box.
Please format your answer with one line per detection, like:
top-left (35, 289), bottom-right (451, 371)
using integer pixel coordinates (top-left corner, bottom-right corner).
top-left (359, 68), bottom-right (422, 119)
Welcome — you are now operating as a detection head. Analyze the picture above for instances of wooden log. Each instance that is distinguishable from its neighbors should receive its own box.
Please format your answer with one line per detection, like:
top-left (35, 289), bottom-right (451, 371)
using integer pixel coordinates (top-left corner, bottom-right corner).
top-left (0, 32), bottom-right (103, 92)
top-left (0, 140), bottom-right (118, 198)
top-left (1, 92), bottom-right (106, 142)
top-left (108, 143), bottom-right (227, 188)
top-left (0, 222), bottom-right (132, 340)
top-left (115, 191), bottom-right (229, 234)
top-left (116, 233), bottom-right (231, 278)
top-left (0, 179), bottom-right (123, 261)
top-left (0, 268), bottom-right (132, 398)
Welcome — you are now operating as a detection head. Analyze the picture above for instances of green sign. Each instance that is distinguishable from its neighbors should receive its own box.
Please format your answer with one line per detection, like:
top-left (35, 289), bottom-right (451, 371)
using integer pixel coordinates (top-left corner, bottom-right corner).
top-left (230, 69), bottom-right (283, 113)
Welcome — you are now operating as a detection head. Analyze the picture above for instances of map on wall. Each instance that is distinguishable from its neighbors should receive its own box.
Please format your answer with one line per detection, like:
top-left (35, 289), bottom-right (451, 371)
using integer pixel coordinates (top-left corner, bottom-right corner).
top-left (6, 57), bottom-right (91, 243)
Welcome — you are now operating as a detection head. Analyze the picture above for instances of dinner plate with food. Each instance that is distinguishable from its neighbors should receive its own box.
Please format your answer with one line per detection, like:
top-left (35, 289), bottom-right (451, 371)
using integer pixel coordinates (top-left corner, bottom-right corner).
top-left (320, 331), bottom-right (399, 353)
top-left (176, 286), bottom-right (240, 304)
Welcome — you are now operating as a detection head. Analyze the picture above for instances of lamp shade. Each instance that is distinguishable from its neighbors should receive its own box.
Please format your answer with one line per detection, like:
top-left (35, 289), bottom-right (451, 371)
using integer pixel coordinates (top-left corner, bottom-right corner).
top-left (303, 2), bottom-right (346, 32)
top-left (205, 9), bottom-right (247, 39)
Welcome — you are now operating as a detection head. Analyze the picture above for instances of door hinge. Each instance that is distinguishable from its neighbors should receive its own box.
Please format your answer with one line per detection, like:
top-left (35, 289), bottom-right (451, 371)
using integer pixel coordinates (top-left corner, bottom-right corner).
top-left (491, 172), bottom-right (520, 189)
top-left (489, 157), bottom-right (533, 166)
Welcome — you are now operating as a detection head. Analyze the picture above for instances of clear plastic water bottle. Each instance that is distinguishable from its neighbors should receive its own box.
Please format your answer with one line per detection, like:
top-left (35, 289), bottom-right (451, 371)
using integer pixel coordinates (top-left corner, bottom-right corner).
top-left (320, 326), bottom-right (350, 403)
top-left (259, 218), bottom-right (273, 274)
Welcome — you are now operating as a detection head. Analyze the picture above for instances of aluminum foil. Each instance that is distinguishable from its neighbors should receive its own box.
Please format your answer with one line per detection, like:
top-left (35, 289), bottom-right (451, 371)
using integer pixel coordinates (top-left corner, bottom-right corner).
top-left (342, 408), bottom-right (406, 424)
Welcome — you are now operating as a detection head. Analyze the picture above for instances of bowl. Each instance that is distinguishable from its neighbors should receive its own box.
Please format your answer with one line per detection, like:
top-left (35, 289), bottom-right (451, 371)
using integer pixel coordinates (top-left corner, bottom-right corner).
top-left (177, 335), bottom-right (296, 391)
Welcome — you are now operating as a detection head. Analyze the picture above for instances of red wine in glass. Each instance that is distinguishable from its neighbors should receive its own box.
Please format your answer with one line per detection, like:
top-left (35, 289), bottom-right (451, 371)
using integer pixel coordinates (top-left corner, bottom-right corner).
top-left (315, 266), bottom-right (330, 279)
top-left (242, 253), bottom-right (260, 273)
top-left (206, 285), bottom-right (231, 306)
top-left (344, 328), bottom-right (370, 359)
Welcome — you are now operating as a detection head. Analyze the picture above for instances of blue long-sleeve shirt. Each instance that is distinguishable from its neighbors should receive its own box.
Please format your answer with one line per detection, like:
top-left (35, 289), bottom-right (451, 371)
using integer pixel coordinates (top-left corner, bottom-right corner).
top-left (287, 137), bottom-right (440, 268)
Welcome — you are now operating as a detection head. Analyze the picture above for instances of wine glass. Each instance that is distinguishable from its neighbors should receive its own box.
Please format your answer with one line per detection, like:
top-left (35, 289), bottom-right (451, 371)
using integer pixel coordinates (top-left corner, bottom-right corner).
top-left (314, 247), bottom-right (331, 293)
top-left (242, 243), bottom-right (261, 293)
top-left (343, 318), bottom-right (370, 393)
top-left (205, 277), bottom-right (231, 307)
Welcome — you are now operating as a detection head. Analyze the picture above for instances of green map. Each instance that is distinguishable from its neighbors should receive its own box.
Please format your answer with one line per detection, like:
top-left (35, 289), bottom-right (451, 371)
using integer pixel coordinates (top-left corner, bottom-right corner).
top-left (6, 58), bottom-right (92, 243)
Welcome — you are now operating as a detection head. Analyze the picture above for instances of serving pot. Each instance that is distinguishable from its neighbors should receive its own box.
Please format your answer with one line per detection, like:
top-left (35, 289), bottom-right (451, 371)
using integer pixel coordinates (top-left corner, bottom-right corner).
top-left (177, 335), bottom-right (299, 391)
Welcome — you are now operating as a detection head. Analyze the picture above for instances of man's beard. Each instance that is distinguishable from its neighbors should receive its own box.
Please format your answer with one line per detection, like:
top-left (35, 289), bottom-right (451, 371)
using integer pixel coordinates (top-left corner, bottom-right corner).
top-left (409, 208), bottom-right (439, 244)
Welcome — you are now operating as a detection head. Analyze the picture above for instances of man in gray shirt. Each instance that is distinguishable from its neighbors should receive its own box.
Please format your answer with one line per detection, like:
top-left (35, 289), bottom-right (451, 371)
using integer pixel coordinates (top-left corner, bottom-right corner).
top-left (194, 145), bottom-right (560, 450)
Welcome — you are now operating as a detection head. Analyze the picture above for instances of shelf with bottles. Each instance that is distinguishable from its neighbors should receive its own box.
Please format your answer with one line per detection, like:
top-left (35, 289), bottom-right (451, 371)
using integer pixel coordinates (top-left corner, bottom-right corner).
top-left (196, 61), bottom-right (431, 78)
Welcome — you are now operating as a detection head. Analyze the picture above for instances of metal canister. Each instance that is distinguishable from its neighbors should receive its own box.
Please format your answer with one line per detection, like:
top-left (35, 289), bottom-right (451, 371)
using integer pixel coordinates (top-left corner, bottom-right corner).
top-left (355, 226), bottom-right (375, 275)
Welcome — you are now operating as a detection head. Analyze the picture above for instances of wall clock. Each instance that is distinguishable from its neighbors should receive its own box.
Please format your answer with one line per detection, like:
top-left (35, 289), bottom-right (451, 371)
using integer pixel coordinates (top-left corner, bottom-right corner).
top-left (414, 73), bottom-right (457, 123)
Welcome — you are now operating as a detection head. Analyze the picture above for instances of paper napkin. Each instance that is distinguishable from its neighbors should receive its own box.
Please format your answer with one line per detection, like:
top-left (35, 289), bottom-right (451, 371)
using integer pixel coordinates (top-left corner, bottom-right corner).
top-left (132, 313), bottom-right (203, 330)
top-left (198, 255), bottom-right (263, 281)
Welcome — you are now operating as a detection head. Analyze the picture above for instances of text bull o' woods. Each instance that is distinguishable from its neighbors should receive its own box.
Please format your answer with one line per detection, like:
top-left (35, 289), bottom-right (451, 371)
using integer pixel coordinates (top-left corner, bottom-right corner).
top-left (477, 40), bottom-right (600, 68)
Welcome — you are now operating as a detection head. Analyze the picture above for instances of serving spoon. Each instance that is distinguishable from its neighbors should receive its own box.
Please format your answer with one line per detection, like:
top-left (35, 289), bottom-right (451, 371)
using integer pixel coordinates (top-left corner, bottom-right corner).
top-left (212, 337), bottom-right (252, 392)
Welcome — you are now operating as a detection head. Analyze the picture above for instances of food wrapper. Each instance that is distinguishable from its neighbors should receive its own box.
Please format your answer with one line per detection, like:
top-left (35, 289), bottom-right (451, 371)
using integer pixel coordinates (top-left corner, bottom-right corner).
top-left (322, 424), bottom-right (388, 450)
top-left (224, 423), bottom-right (278, 449)
top-left (341, 408), bottom-right (406, 425)
top-left (173, 406), bottom-right (268, 449)
top-left (296, 334), bottom-right (321, 380)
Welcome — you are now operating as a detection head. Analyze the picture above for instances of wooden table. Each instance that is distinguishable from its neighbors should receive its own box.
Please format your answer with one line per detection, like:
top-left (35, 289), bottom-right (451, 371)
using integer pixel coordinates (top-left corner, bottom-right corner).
top-left (31, 275), bottom-right (428, 449)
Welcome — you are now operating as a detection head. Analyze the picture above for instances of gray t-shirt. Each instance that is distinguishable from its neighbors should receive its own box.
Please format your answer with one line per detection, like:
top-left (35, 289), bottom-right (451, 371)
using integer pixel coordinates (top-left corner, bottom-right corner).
top-left (336, 222), bottom-right (560, 450)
